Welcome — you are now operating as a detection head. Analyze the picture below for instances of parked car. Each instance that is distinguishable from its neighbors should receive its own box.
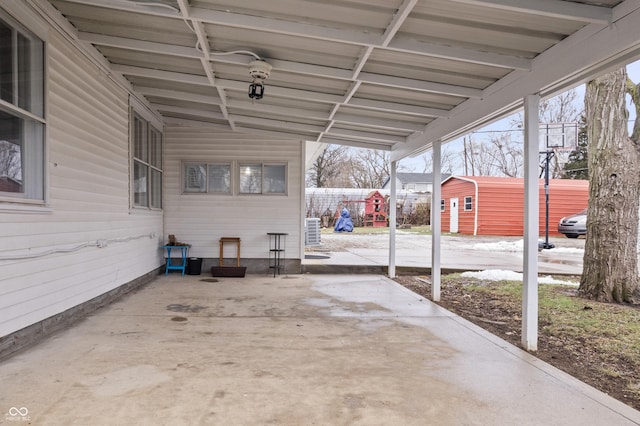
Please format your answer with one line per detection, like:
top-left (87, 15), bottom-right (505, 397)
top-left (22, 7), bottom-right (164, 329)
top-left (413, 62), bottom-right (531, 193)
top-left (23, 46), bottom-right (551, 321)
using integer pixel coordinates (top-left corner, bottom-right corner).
top-left (558, 208), bottom-right (587, 238)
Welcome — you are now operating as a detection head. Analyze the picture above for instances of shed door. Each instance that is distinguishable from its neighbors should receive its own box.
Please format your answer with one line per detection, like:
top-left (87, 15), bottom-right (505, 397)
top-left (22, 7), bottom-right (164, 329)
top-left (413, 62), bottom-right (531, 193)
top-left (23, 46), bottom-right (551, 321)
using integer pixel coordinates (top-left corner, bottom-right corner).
top-left (450, 198), bottom-right (459, 233)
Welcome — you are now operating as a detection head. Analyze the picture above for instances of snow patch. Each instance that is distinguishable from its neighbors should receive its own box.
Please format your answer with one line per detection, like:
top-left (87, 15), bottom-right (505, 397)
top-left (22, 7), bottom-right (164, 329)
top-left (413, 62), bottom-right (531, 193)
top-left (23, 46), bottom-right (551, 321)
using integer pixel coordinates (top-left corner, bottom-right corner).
top-left (463, 239), bottom-right (584, 254)
top-left (463, 240), bottom-right (523, 252)
top-left (461, 269), bottom-right (578, 286)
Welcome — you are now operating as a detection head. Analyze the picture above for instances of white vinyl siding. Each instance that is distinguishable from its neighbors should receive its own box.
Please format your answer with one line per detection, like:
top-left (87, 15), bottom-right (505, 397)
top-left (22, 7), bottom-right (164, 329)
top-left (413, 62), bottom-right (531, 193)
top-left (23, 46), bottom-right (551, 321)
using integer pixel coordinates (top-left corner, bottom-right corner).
top-left (0, 27), bottom-right (164, 338)
top-left (164, 127), bottom-right (302, 260)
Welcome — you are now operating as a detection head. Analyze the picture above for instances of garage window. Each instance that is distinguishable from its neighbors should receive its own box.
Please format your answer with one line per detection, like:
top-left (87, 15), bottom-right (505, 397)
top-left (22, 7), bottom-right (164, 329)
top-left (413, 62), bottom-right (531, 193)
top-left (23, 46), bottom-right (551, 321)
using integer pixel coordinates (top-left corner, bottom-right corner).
top-left (182, 162), bottom-right (231, 194)
top-left (0, 13), bottom-right (45, 203)
top-left (132, 112), bottom-right (163, 209)
top-left (239, 163), bottom-right (287, 195)
top-left (464, 196), bottom-right (473, 211)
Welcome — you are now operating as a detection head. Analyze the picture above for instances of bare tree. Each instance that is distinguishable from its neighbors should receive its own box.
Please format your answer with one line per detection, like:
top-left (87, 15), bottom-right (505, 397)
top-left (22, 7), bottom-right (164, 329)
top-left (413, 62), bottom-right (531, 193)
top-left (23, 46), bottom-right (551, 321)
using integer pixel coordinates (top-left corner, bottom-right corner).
top-left (418, 144), bottom-right (458, 174)
top-left (463, 136), bottom-right (504, 176)
top-left (579, 68), bottom-right (640, 303)
top-left (539, 90), bottom-right (581, 124)
top-left (485, 133), bottom-right (523, 177)
top-left (306, 144), bottom-right (349, 187)
top-left (349, 149), bottom-right (392, 188)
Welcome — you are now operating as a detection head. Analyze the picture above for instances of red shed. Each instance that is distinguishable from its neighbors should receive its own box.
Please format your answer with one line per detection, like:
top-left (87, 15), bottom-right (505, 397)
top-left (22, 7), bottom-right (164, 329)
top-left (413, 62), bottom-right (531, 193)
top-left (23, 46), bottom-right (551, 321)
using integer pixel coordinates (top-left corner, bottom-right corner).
top-left (364, 190), bottom-right (388, 227)
top-left (440, 176), bottom-right (589, 236)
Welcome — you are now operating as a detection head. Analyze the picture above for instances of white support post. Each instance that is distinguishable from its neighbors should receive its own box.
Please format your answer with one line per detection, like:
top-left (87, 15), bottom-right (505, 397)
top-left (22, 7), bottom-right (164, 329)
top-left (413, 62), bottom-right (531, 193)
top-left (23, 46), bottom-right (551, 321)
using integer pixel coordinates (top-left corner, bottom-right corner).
top-left (388, 160), bottom-right (397, 278)
top-left (431, 141), bottom-right (442, 301)
top-left (522, 94), bottom-right (540, 351)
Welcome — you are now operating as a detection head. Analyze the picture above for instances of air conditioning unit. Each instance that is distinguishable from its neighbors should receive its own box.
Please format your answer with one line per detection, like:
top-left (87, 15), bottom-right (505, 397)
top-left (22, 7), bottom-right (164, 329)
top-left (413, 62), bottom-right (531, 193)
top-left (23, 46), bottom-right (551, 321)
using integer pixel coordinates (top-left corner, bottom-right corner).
top-left (305, 218), bottom-right (321, 246)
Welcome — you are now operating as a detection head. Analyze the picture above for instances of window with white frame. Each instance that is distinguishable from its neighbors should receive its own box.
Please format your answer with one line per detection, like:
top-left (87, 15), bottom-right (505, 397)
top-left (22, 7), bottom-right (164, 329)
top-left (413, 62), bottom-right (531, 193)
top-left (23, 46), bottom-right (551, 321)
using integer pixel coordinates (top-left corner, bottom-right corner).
top-left (132, 112), bottom-right (162, 208)
top-left (182, 162), bottom-right (231, 194)
top-left (239, 163), bottom-right (286, 195)
top-left (464, 196), bottom-right (473, 211)
top-left (0, 13), bottom-right (44, 202)
top-left (440, 199), bottom-right (445, 212)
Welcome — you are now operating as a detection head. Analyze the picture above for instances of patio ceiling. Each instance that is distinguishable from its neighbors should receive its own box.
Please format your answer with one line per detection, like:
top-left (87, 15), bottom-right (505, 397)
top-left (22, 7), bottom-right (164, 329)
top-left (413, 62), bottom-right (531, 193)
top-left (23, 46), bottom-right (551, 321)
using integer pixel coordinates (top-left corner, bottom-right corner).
top-left (43, 0), bottom-right (640, 159)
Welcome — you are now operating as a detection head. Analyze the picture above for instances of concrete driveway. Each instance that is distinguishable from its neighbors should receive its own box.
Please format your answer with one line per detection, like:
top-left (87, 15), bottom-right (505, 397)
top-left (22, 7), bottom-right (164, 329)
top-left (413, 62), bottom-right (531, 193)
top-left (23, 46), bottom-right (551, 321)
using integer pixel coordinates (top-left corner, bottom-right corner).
top-left (305, 232), bottom-right (585, 275)
top-left (1, 273), bottom-right (637, 425)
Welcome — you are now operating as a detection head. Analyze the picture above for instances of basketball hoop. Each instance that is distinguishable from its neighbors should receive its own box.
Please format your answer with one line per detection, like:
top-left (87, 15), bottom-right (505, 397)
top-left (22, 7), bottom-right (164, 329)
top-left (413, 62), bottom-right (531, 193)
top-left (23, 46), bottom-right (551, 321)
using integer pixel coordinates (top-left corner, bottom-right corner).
top-left (539, 122), bottom-right (578, 153)
top-left (538, 122), bottom-right (579, 250)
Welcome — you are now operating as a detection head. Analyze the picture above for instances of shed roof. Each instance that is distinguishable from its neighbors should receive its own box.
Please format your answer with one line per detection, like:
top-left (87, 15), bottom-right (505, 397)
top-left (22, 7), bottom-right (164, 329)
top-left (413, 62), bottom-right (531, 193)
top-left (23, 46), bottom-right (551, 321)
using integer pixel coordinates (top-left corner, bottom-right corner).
top-left (443, 176), bottom-right (589, 189)
top-left (382, 172), bottom-right (451, 188)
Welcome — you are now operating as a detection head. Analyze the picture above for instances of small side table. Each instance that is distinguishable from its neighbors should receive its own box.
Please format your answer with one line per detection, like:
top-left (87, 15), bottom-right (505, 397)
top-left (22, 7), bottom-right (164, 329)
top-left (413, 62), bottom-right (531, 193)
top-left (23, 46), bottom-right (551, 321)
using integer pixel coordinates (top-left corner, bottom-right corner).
top-left (267, 233), bottom-right (287, 277)
top-left (219, 237), bottom-right (241, 266)
top-left (161, 245), bottom-right (191, 276)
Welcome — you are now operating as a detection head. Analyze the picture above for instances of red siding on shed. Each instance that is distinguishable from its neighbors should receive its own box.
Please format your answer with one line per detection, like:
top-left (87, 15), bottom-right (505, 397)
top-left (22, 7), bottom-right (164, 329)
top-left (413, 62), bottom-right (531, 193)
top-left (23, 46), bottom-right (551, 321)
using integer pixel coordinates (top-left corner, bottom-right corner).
top-left (441, 177), bottom-right (588, 237)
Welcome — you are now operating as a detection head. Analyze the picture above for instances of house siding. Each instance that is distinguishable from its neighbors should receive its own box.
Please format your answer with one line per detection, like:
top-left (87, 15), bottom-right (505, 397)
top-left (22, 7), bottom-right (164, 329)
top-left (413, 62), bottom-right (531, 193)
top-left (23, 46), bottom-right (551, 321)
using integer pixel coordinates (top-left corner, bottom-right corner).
top-left (163, 127), bottom-right (303, 266)
top-left (0, 29), bottom-right (163, 338)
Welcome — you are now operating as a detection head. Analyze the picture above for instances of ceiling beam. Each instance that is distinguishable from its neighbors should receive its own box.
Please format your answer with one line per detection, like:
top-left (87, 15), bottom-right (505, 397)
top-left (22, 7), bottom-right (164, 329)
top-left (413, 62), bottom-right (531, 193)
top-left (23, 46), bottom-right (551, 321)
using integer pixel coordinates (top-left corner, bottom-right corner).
top-left (359, 72), bottom-right (482, 98)
top-left (79, 32), bottom-right (198, 58)
top-left (450, 0), bottom-right (612, 25)
top-left (325, 129), bottom-right (406, 144)
top-left (135, 86), bottom-right (221, 104)
top-left (51, 0), bottom-right (181, 17)
top-left (332, 112), bottom-right (423, 132)
top-left (229, 116), bottom-right (325, 133)
top-left (215, 79), bottom-right (343, 104)
top-left (226, 100), bottom-right (330, 121)
top-left (381, 0), bottom-right (419, 47)
top-left (111, 64), bottom-right (210, 85)
top-left (164, 117), bottom-right (310, 141)
top-left (150, 103), bottom-right (226, 120)
top-left (318, 137), bottom-right (393, 151)
top-left (386, 38), bottom-right (530, 70)
top-left (189, 7), bottom-right (379, 46)
top-left (234, 125), bottom-right (311, 141)
top-left (347, 98), bottom-right (449, 118)
top-left (163, 117), bottom-right (234, 131)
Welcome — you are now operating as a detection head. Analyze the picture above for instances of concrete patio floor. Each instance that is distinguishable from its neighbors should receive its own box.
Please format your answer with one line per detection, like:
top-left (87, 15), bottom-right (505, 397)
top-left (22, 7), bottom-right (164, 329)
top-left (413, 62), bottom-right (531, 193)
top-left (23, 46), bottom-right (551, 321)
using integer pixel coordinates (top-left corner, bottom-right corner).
top-left (1, 273), bottom-right (639, 425)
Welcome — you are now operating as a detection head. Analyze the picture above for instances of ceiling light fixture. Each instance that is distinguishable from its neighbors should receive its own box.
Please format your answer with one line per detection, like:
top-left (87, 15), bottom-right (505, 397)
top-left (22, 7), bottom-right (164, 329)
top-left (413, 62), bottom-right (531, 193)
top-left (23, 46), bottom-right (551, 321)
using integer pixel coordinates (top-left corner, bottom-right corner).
top-left (248, 60), bottom-right (272, 100)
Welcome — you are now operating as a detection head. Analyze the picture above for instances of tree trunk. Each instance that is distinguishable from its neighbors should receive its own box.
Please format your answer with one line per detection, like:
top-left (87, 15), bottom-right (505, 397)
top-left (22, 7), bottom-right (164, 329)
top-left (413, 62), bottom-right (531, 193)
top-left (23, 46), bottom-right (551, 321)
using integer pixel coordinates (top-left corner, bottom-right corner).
top-left (579, 68), bottom-right (640, 303)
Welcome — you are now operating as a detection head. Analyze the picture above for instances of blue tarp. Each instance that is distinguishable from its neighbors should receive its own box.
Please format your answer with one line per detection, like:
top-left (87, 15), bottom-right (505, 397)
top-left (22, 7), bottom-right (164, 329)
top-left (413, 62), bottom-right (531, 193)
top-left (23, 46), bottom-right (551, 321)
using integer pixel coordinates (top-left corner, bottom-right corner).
top-left (334, 208), bottom-right (354, 232)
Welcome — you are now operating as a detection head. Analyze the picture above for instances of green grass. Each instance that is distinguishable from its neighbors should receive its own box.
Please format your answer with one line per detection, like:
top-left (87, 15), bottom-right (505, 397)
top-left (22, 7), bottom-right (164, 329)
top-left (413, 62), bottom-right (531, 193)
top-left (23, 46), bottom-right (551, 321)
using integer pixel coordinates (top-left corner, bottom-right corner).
top-left (450, 276), bottom-right (640, 389)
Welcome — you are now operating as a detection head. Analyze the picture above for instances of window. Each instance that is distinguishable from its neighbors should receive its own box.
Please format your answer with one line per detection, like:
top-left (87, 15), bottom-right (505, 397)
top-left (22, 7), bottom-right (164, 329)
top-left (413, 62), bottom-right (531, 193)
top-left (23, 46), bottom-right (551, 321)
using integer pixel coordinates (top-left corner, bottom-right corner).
top-left (239, 163), bottom-right (286, 195)
top-left (0, 14), bottom-right (44, 202)
top-left (132, 112), bottom-right (162, 208)
top-left (182, 162), bottom-right (231, 194)
top-left (464, 196), bottom-right (473, 211)
top-left (440, 199), bottom-right (445, 212)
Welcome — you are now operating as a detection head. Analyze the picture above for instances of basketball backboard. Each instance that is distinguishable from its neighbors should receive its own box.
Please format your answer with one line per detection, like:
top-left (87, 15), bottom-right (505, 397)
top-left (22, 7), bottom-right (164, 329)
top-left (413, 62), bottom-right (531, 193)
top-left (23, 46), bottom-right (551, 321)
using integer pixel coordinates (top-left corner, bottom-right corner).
top-left (539, 122), bottom-right (578, 153)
